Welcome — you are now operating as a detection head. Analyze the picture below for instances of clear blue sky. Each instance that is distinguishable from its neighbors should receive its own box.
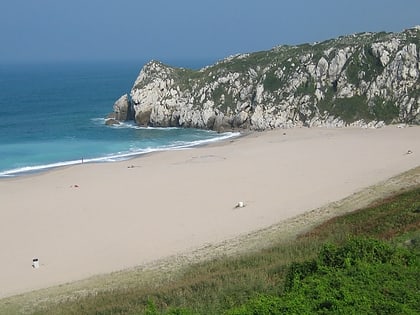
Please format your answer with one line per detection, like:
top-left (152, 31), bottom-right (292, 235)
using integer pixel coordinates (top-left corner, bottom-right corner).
top-left (1, 0), bottom-right (419, 65)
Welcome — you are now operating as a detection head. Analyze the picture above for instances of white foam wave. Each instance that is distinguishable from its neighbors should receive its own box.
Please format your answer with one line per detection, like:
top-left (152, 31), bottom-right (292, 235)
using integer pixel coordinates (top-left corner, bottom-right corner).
top-left (0, 131), bottom-right (240, 177)
top-left (167, 131), bottom-right (240, 149)
top-left (92, 118), bottom-right (182, 131)
top-left (91, 117), bottom-right (107, 123)
top-left (0, 160), bottom-right (83, 177)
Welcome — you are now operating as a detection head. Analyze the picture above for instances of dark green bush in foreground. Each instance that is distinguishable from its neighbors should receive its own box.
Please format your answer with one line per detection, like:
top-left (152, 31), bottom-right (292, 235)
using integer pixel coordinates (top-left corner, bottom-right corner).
top-left (227, 238), bottom-right (419, 315)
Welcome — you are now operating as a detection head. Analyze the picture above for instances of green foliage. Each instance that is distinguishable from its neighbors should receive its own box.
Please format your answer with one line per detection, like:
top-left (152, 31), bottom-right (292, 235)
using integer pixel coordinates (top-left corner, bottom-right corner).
top-left (228, 238), bottom-right (420, 314)
top-left (225, 295), bottom-right (284, 315)
top-left (176, 70), bottom-right (199, 89)
top-left (370, 97), bottom-right (400, 123)
top-left (283, 259), bottom-right (318, 292)
top-left (302, 187), bottom-right (420, 241)
top-left (295, 77), bottom-right (316, 96)
top-left (284, 238), bottom-right (419, 314)
top-left (225, 51), bottom-right (270, 73)
top-left (334, 96), bottom-right (373, 123)
top-left (263, 71), bottom-right (282, 92)
top-left (318, 94), bottom-right (374, 123)
top-left (316, 87), bottom-right (335, 113)
top-left (318, 237), bottom-right (415, 269)
top-left (145, 300), bottom-right (195, 315)
top-left (211, 86), bottom-right (236, 112)
top-left (362, 46), bottom-right (384, 82)
top-left (346, 50), bottom-right (363, 85)
top-left (144, 300), bottom-right (158, 315)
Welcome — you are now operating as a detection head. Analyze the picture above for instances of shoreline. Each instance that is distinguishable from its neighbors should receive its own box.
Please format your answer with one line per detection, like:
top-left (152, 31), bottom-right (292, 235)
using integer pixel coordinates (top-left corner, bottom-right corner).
top-left (0, 126), bottom-right (419, 298)
top-left (0, 129), bottom-right (242, 178)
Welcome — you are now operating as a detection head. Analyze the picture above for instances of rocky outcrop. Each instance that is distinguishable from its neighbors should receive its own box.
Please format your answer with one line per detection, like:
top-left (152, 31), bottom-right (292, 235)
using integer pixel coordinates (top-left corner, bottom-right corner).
top-left (110, 27), bottom-right (420, 131)
top-left (105, 118), bottom-right (120, 126)
top-left (114, 94), bottom-right (132, 121)
top-left (105, 94), bottom-right (132, 125)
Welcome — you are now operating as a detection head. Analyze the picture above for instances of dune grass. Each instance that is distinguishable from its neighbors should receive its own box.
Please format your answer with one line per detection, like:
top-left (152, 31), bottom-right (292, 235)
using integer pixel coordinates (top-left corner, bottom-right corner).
top-left (18, 186), bottom-right (420, 315)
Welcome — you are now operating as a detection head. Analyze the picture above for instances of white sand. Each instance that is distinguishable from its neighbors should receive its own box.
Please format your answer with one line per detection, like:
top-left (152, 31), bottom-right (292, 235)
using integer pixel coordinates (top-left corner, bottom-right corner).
top-left (0, 126), bottom-right (419, 298)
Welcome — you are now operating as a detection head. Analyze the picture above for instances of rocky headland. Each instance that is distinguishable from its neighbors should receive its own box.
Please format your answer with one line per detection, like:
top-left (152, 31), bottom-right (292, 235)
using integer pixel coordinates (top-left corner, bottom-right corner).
top-left (108, 27), bottom-right (420, 131)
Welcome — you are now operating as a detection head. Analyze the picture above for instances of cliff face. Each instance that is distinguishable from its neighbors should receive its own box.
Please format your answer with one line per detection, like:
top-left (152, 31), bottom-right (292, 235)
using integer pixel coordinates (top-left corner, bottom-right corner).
top-left (110, 27), bottom-right (420, 131)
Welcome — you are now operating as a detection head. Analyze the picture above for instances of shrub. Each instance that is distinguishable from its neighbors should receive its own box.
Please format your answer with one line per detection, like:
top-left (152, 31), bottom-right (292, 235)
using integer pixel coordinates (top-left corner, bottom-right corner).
top-left (370, 97), bottom-right (399, 123)
top-left (228, 238), bottom-right (419, 314)
top-left (263, 71), bottom-right (282, 92)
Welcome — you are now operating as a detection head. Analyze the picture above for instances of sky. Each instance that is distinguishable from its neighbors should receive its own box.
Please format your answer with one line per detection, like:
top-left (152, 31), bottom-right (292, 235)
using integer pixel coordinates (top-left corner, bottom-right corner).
top-left (0, 0), bottom-right (419, 65)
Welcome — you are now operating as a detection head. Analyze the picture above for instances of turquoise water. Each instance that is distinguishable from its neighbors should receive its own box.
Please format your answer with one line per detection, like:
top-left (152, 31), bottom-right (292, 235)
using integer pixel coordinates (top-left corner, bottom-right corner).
top-left (0, 61), bottom-right (237, 177)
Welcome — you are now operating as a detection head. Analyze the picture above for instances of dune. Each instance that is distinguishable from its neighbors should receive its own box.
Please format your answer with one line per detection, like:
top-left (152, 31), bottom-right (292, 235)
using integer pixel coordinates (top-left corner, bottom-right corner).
top-left (0, 126), bottom-right (419, 298)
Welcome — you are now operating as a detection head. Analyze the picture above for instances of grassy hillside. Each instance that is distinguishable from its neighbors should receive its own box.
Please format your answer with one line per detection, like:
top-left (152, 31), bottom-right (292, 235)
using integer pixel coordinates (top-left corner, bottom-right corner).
top-left (20, 186), bottom-right (420, 315)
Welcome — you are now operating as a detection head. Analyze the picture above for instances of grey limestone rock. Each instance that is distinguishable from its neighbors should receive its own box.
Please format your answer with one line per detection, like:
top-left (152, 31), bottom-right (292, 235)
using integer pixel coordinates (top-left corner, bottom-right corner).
top-left (112, 94), bottom-right (132, 121)
top-left (109, 27), bottom-right (420, 130)
top-left (105, 118), bottom-right (120, 126)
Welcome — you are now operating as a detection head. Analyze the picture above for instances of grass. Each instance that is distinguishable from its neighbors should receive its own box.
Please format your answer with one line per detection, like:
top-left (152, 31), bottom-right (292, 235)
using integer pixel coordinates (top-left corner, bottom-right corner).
top-left (11, 185), bottom-right (417, 315)
top-left (229, 238), bottom-right (419, 314)
top-left (301, 188), bottom-right (420, 242)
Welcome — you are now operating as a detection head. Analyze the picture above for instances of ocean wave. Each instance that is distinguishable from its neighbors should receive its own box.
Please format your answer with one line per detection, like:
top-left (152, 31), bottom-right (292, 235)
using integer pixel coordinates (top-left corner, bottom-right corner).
top-left (91, 118), bottom-right (182, 130)
top-left (0, 160), bottom-right (83, 177)
top-left (0, 131), bottom-right (240, 177)
top-left (167, 131), bottom-right (240, 148)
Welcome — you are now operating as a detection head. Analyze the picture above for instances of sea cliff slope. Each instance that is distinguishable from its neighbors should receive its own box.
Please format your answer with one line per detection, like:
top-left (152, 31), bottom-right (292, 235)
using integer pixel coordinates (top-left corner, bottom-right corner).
top-left (109, 27), bottom-right (420, 131)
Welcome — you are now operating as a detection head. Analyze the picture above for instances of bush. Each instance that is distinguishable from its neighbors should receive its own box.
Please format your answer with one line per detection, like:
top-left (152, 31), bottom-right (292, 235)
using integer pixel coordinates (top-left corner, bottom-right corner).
top-left (263, 71), bottom-right (282, 92)
top-left (227, 238), bottom-right (419, 314)
top-left (370, 97), bottom-right (399, 123)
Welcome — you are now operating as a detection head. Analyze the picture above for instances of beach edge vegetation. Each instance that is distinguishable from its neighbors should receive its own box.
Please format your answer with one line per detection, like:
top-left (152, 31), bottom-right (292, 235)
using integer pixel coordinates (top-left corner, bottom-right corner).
top-left (15, 185), bottom-right (419, 314)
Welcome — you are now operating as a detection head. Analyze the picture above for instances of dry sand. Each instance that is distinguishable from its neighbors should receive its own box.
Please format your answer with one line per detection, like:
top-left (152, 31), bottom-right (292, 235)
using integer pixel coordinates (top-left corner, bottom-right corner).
top-left (0, 126), bottom-right (419, 298)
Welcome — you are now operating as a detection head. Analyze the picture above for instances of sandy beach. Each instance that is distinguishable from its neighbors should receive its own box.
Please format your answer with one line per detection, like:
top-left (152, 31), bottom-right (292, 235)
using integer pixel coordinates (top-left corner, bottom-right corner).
top-left (0, 126), bottom-right (419, 298)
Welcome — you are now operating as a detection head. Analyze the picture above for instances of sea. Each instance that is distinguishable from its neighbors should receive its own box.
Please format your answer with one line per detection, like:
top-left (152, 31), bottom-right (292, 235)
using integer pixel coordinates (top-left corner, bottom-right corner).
top-left (0, 61), bottom-right (238, 177)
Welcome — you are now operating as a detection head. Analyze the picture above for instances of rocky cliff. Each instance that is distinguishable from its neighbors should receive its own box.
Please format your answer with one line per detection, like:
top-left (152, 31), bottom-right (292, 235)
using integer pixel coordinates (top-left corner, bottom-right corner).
top-left (109, 27), bottom-right (420, 131)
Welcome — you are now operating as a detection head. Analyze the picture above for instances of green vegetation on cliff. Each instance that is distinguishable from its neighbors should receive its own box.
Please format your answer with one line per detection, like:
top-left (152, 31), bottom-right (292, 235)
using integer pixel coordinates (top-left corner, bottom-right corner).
top-left (128, 28), bottom-right (419, 130)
